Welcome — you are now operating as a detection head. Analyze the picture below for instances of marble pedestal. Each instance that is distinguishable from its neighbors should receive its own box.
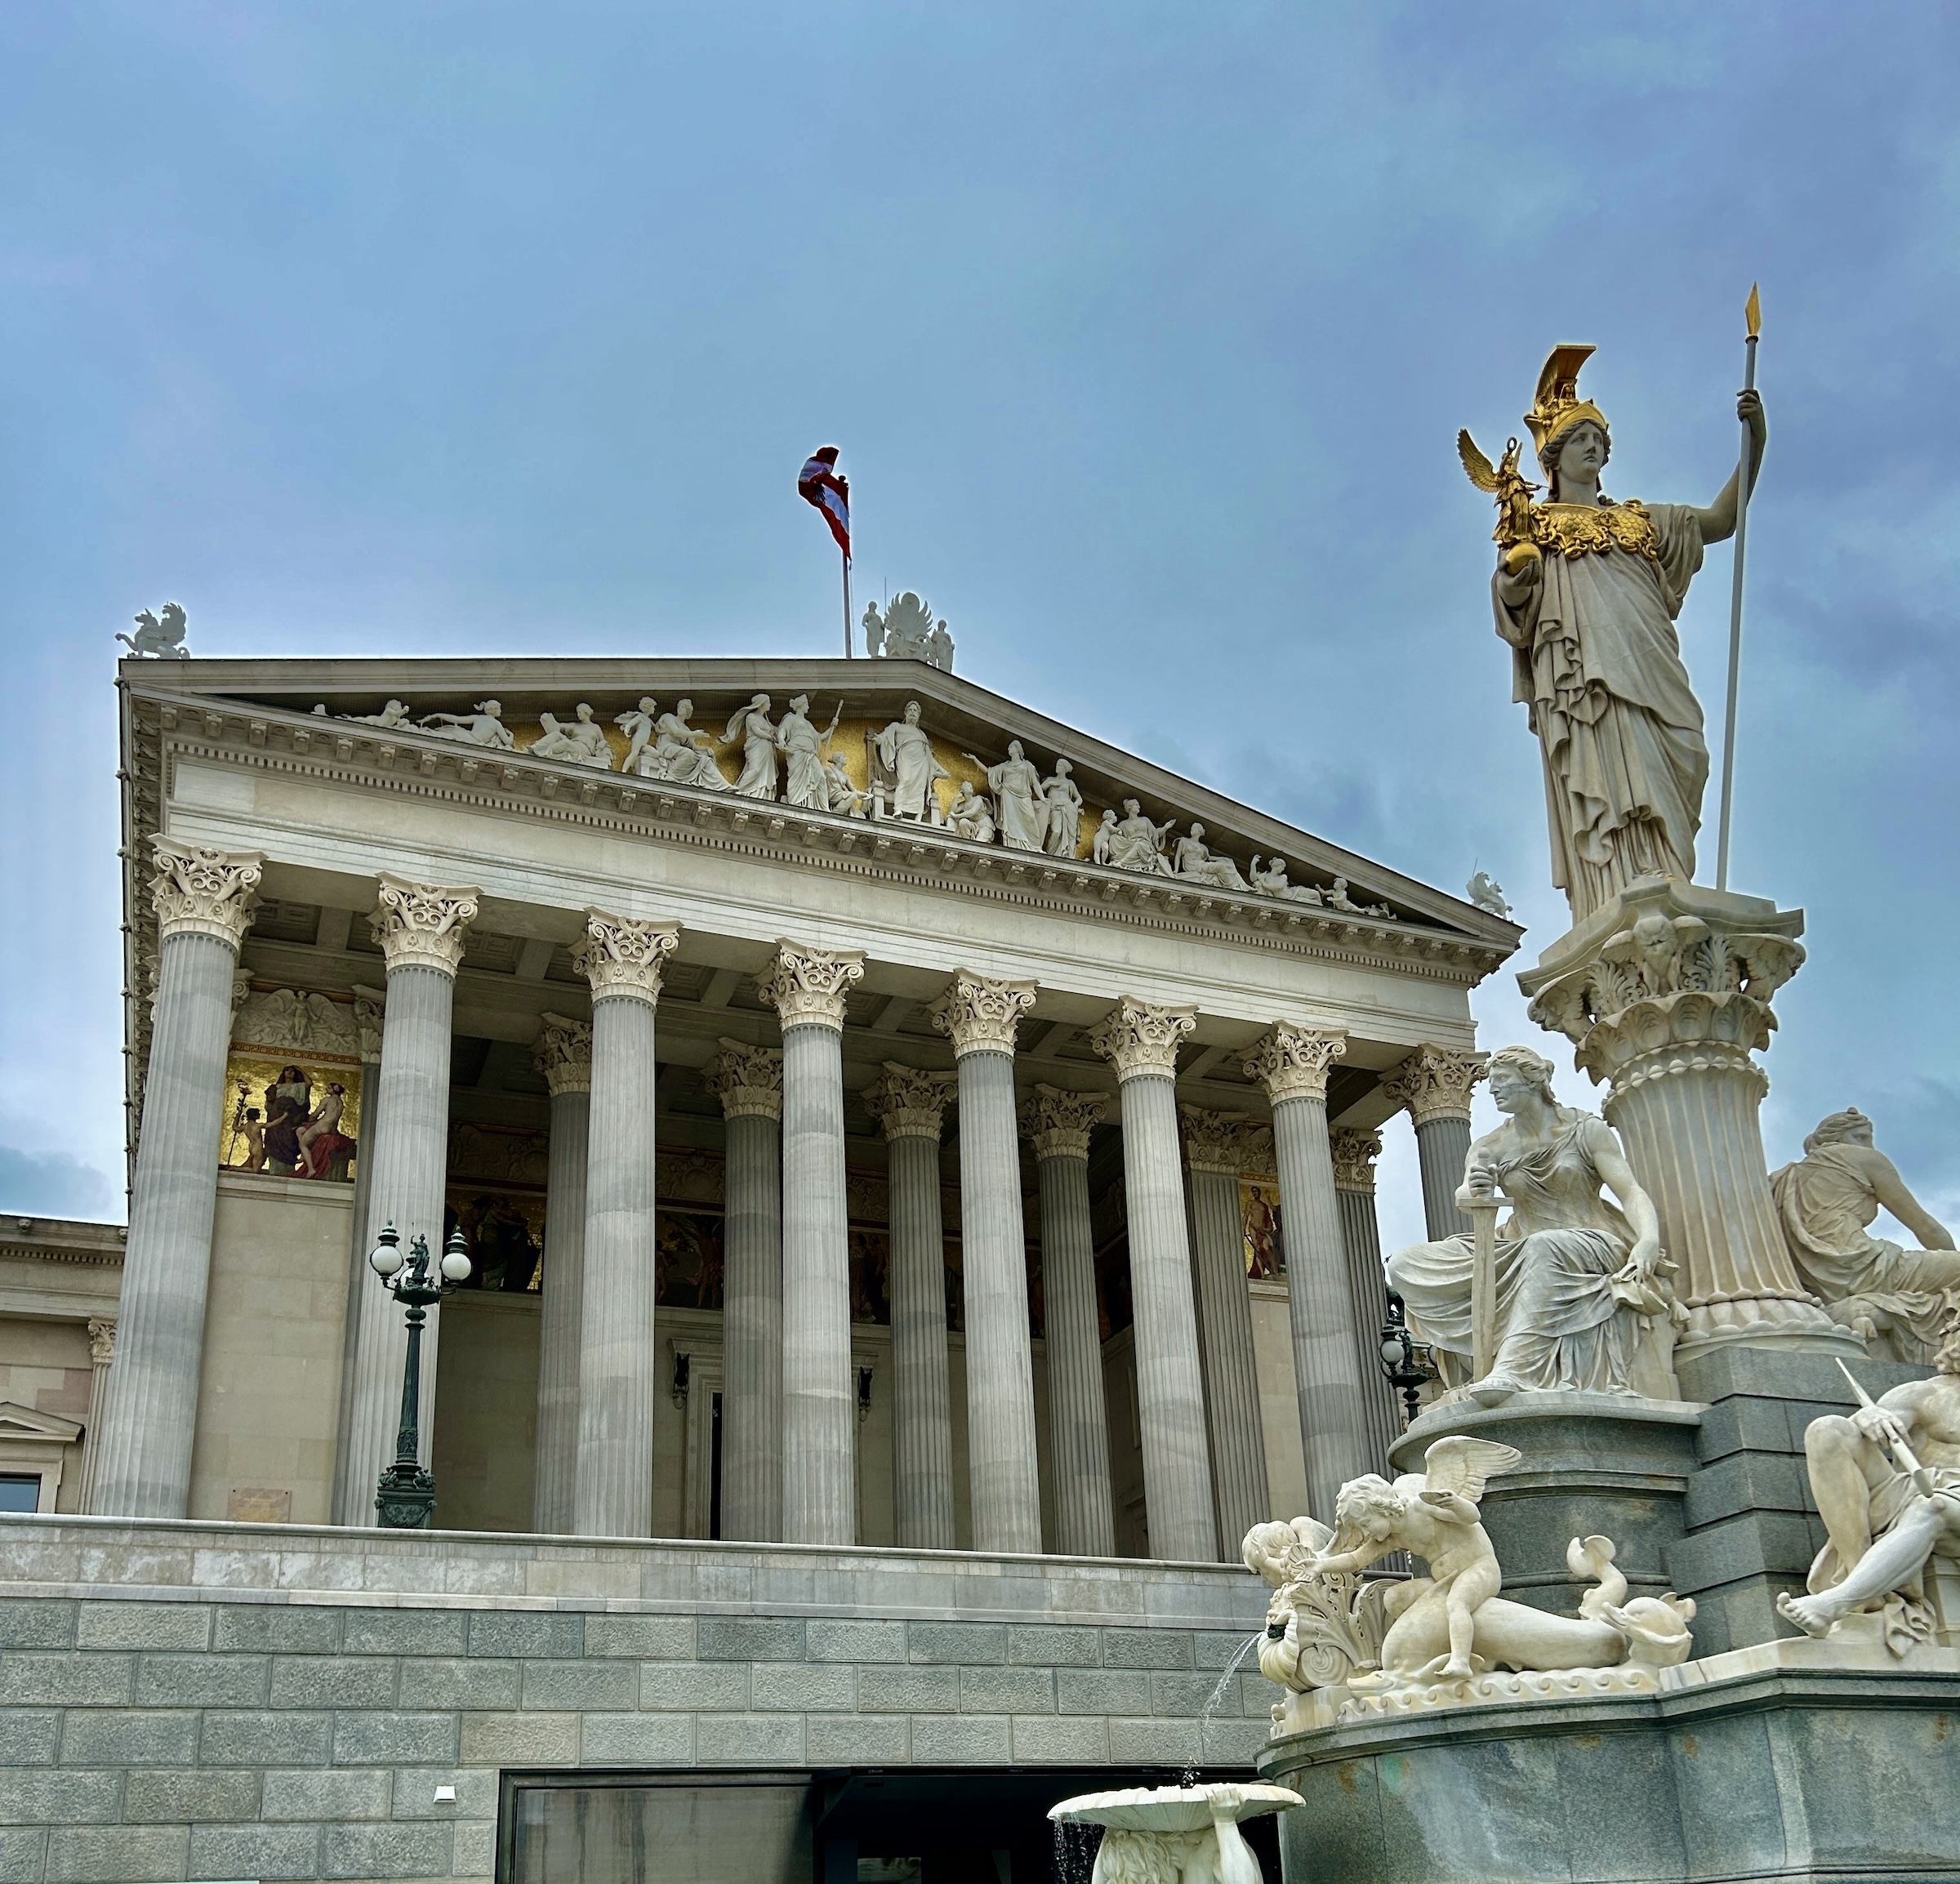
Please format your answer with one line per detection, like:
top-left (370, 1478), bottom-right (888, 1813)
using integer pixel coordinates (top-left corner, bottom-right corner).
top-left (1261, 1637), bottom-right (1960, 1884)
top-left (1390, 1392), bottom-right (1703, 1612)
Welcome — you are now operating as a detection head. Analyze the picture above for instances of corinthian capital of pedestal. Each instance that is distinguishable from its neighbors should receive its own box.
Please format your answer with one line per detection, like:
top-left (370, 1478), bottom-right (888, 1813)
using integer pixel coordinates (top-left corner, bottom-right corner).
top-left (706, 1037), bottom-right (785, 1121)
top-left (87, 1317), bottom-right (117, 1366)
top-left (755, 939), bottom-right (865, 1031)
top-left (1242, 1021), bottom-right (1348, 1106)
top-left (370, 873), bottom-right (481, 976)
top-left (1086, 995), bottom-right (1196, 1083)
top-left (532, 1013), bottom-right (595, 1097)
top-left (1180, 1104), bottom-right (1253, 1176)
top-left (352, 986), bottom-right (386, 1065)
top-left (572, 908), bottom-right (680, 1004)
top-left (1381, 1044), bottom-right (1487, 1127)
top-left (862, 1062), bottom-right (956, 1141)
top-left (928, 970), bottom-right (1037, 1058)
top-left (1329, 1127), bottom-right (1384, 1192)
top-left (1020, 1084), bottom-right (1107, 1162)
top-left (149, 837), bottom-right (265, 949)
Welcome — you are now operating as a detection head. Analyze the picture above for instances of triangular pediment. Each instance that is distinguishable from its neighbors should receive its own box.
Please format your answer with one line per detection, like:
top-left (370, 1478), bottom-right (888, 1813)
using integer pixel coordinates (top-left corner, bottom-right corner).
top-left (0, 1402), bottom-right (83, 1444)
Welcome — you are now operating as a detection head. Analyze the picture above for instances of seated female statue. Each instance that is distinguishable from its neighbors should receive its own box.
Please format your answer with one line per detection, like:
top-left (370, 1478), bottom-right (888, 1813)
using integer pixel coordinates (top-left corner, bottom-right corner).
top-left (1385, 1044), bottom-right (1675, 1398)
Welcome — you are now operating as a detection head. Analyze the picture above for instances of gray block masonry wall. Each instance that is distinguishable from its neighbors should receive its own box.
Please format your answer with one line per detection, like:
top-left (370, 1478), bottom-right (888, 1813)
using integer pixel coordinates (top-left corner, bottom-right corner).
top-left (0, 1518), bottom-right (1272, 1883)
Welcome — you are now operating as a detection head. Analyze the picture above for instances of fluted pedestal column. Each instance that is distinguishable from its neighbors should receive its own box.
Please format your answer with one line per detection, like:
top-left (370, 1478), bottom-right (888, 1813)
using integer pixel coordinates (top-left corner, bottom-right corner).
top-left (1023, 1086), bottom-right (1115, 1558)
top-left (759, 941), bottom-right (865, 1545)
top-left (1383, 1045), bottom-right (1487, 1244)
top-left (531, 1014), bottom-right (592, 1534)
top-left (1330, 1128), bottom-right (1401, 1469)
top-left (1245, 1022), bottom-right (1365, 1526)
top-left (572, 912), bottom-right (679, 1539)
top-left (94, 840), bottom-right (263, 1517)
top-left (1089, 997), bottom-right (1216, 1562)
top-left (78, 1317), bottom-right (117, 1513)
top-left (707, 1039), bottom-right (786, 1543)
top-left (1180, 1107), bottom-right (1270, 1557)
top-left (344, 876), bottom-right (480, 1521)
top-left (931, 972), bottom-right (1043, 1554)
top-left (331, 988), bottom-right (386, 1525)
top-left (864, 1063), bottom-right (958, 1549)
top-left (1522, 878), bottom-right (1855, 1361)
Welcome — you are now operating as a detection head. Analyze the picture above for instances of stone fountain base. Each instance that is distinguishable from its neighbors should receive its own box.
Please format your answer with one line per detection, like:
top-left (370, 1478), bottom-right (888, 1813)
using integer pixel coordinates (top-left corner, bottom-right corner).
top-left (1258, 1634), bottom-right (1960, 1884)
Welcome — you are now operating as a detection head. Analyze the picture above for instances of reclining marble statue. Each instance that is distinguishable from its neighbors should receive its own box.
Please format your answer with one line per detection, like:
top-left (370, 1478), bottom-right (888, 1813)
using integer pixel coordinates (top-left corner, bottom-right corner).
top-left (1244, 1436), bottom-right (1695, 1711)
top-left (1778, 1333), bottom-right (1960, 1654)
top-left (1384, 1044), bottom-right (1677, 1399)
top-left (1771, 1108), bottom-right (1960, 1361)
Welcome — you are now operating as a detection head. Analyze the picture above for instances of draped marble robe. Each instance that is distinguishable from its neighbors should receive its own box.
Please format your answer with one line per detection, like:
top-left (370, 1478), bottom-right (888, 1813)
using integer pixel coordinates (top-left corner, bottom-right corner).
top-left (1497, 501), bottom-right (1708, 922)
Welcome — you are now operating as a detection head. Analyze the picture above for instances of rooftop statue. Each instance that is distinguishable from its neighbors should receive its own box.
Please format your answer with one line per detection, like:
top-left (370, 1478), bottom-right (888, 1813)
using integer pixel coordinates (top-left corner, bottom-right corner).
top-left (528, 703), bottom-right (614, 770)
top-left (1771, 1109), bottom-right (1960, 1363)
top-left (1249, 857), bottom-right (1323, 905)
top-left (1466, 870), bottom-right (1512, 920)
top-left (1039, 757), bottom-right (1084, 857)
top-left (1173, 823), bottom-right (1247, 891)
top-left (421, 700), bottom-right (514, 749)
top-left (644, 698), bottom-right (728, 788)
top-left (965, 740), bottom-right (1045, 852)
top-left (778, 694), bottom-right (844, 810)
top-left (1108, 799), bottom-right (1175, 875)
top-left (117, 601), bottom-right (190, 659)
top-left (1462, 346), bottom-right (1765, 922)
top-left (722, 694), bottom-right (781, 799)
top-left (863, 591), bottom-right (954, 671)
top-left (875, 700), bottom-right (950, 821)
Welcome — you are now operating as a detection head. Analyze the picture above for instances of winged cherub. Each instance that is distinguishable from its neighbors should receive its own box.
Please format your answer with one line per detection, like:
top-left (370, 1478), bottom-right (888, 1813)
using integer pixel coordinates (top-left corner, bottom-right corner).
top-left (1305, 1436), bottom-right (1521, 1681)
top-left (1457, 431), bottom-right (1541, 573)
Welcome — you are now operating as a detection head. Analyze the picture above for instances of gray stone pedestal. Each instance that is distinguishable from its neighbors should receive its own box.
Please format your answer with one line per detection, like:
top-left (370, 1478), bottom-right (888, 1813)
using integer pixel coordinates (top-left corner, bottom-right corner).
top-left (1389, 1392), bottom-right (1703, 1611)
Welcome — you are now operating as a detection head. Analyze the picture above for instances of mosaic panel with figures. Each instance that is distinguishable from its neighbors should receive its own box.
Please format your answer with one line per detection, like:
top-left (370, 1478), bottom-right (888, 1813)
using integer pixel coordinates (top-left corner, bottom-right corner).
top-left (220, 1053), bottom-right (363, 1182)
top-left (1240, 1172), bottom-right (1285, 1280)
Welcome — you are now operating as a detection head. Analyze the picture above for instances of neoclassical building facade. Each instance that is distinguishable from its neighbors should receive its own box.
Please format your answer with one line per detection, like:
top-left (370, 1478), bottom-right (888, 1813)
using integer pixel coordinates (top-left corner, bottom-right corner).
top-left (78, 654), bottom-right (1512, 1560)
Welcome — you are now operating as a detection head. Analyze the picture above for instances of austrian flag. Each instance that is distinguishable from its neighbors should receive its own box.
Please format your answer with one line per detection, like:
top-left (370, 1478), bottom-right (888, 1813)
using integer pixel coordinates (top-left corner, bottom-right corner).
top-left (797, 447), bottom-right (851, 558)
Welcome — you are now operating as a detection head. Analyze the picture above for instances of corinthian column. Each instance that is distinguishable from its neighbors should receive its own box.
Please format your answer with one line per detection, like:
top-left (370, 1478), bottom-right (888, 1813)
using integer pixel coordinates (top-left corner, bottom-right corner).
top-left (1382, 1045), bottom-right (1486, 1241)
top-left (1330, 1128), bottom-right (1401, 1470)
top-left (706, 1038), bottom-right (786, 1543)
top-left (78, 1317), bottom-right (117, 1512)
top-left (1521, 878), bottom-right (1852, 1361)
top-left (94, 838), bottom-right (262, 1517)
top-left (1244, 1021), bottom-right (1365, 1525)
top-left (572, 911), bottom-right (679, 1538)
top-left (929, 971), bottom-right (1043, 1554)
top-left (531, 1013), bottom-right (592, 1534)
top-left (757, 940), bottom-right (865, 1544)
top-left (862, 1063), bottom-right (958, 1549)
top-left (1022, 1085), bottom-right (1114, 1558)
top-left (331, 987), bottom-right (387, 1524)
top-left (1180, 1106), bottom-right (1270, 1557)
top-left (1088, 997), bottom-right (1216, 1562)
top-left (343, 875), bottom-right (479, 1521)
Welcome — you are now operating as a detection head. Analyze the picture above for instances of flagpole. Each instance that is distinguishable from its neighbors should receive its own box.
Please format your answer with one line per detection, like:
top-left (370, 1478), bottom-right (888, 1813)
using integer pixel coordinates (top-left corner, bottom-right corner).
top-left (843, 551), bottom-right (853, 658)
top-left (1715, 283), bottom-right (1762, 893)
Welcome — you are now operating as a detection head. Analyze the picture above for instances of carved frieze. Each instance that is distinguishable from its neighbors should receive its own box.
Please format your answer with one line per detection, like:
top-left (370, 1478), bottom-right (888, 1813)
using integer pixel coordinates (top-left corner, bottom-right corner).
top-left (1243, 1022), bottom-right (1348, 1106)
top-left (232, 987), bottom-right (360, 1060)
top-left (755, 940), bottom-right (865, 1031)
top-left (532, 1013), bottom-right (595, 1098)
top-left (706, 1039), bottom-right (785, 1121)
top-left (150, 838), bottom-right (264, 950)
top-left (1020, 1085), bottom-right (1108, 1163)
top-left (448, 1122), bottom-right (551, 1188)
top-left (927, 970), bottom-right (1036, 1058)
top-left (572, 909), bottom-right (680, 1003)
top-left (1381, 1044), bottom-right (1487, 1127)
top-left (371, 874), bottom-right (481, 976)
top-left (862, 1063), bottom-right (957, 1141)
top-left (1087, 996), bottom-right (1196, 1082)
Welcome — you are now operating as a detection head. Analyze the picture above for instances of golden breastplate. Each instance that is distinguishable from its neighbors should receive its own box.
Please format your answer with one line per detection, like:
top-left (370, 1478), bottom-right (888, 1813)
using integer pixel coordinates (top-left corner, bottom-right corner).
top-left (1527, 501), bottom-right (1659, 563)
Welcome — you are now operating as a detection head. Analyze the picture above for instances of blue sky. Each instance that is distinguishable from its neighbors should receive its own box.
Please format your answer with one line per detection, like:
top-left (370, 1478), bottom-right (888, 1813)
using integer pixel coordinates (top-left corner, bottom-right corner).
top-left (3, 3), bottom-right (1957, 1254)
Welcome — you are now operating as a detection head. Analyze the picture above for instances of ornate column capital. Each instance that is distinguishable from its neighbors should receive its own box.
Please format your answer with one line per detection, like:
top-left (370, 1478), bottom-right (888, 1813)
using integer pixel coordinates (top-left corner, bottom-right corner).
top-left (149, 837), bottom-right (264, 949)
top-left (370, 873), bottom-right (481, 976)
top-left (706, 1038), bottom-right (786, 1121)
top-left (1381, 1044), bottom-right (1488, 1127)
top-left (87, 1318), bottom-right (117, 1366)
top-left (533, 1013), bottom-right (595, 1097)
top-left (928, 971), bottom-right (1037, 1058)
top-left (1020, 1084), bottom-right (1107, 1162)
top-left (1179, 1104), bottom-right (1252, 1176)
top-left (1086, 996), bottom-right (1196, 1083)
top-left (572, 908), bottom-right (680, 1004)
top-left (755, 939), bottom-right (866, 1032)
top-left (1329, 1127), bottom-right (1384, 1193)
top-left (1243, 1021), bottom-right (1348, 1106)
top-left (352, 986), bottom-right (386, 1065)
top-left (862, 1062), bottom-right (957, 1141)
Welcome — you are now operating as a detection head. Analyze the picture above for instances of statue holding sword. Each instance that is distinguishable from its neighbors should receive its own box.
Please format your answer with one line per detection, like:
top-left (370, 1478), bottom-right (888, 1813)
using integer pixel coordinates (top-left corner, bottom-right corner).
top-left (1778, 1330), bottom-right (1960, 1648)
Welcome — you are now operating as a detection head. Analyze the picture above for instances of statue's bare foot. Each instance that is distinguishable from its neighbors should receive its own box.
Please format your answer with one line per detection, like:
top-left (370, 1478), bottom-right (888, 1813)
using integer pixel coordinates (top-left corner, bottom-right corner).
top-left (1776, 1590), bottom-right (1837, 1639)
top-left (1413, 1654), bottom-right (1475, 1682)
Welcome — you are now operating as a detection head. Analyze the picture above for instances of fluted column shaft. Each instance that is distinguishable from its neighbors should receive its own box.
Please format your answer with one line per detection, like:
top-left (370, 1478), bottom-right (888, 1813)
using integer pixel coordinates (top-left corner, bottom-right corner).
top-left (573, 912), bottom-right (678, 1539)
top-left (1246, 1022), bottom-right (1367, 1526)
top-left (1181, 1110), bottom-right (1270, 1557)
top-left (1330, 1129), bottom-right (1400, 1470)
top-left (95, 840), bottom-right (263, 1517)
top-left (78, 1319), bottom-right (117, 1513)
top-left (889, 1129), bottom-right (956, 1547)
top-left (1026, 1085), bottom-right (1114, 1558)
top-left (532, 1015), bottom-right (592, 1534)
top-left (1414, 1117), bottom-right (1475, 1241)
top-left (330, 988), bottom-right (386, 1525)
top-left (760, 942), bottom-right (865, 1546)
top-left (1383, 1045), bottom-right (1486, 1244)
top-left (1089, 998), bottom-right (1215, 1562)
top-left (709, 1040), bottom-right (786, 1543)
top-left (932, 973), bottom-right (1042, 1554)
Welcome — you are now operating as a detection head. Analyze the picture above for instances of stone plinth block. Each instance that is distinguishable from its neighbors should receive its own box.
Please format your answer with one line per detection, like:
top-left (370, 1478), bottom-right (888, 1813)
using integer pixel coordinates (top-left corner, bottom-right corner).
top-left (1521, 877), bottom-right (1855, 1363)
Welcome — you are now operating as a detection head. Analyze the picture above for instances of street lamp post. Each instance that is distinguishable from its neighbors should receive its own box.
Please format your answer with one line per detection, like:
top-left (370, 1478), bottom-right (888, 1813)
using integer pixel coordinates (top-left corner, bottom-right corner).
top-left (368, 1222), bottom-right (471, 1529)
top-left (1377, 1292), bottom-right (1436, 1430)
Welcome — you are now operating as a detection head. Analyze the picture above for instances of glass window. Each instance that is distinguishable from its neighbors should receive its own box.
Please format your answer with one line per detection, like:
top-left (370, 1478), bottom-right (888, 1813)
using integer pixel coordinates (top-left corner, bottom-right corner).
top-left (0, 1476), bottom-right (41, 1513)
top-left (509, 1780), bottom-right (811, 1884)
